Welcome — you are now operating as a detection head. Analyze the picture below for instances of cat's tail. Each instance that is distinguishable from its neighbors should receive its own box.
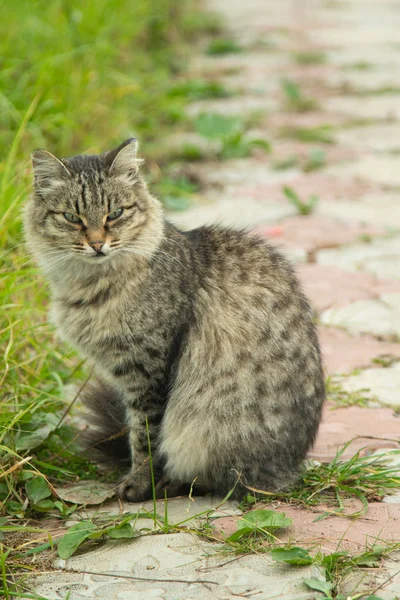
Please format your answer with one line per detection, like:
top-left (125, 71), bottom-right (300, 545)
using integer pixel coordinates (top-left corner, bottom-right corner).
top-left (79, 379), bottom-right (131, 468)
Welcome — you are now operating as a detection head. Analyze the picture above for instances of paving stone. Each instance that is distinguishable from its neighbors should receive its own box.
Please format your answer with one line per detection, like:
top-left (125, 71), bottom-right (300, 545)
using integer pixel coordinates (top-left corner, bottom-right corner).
top-left (321, 294), bottom-right (400, 339)
top-left (343, 155), bottom-right (400, 187)
top-left (213, 500), bottom-right (400, 555)
top-left (297, 265), bottom-right (400, 313)
top-left (311, 404), bottom-right (400, 462)
top-left (169, 195), bottom-right (296, 230)
top-left (317, 236), bottom-right (400, 280)
top-left (186, 94), bottom-right (278, 118)
top-left (317, 193), bottom-right (400, 229)
top-left (326, 47), bottom-right (400, 69)
top-left (193, 51), bottom-right (291, 80)
top-left (326, 94), bottom-right (400, 120)
top-left (311, 26), bottom-right (400, 47)
top-left (317, 327), bottom-right (400, 375)
top-left (326, 69), bottom-right (400, 93)
top-left (188, 157), bottom-right (299, 188)
top-left (338, 363), bottom-right (400, 408)
top-left (339, 552), bottom-right (400, 600)
top-left (28, 533), bottom-right (327, 600)
top-left (336, 123), bottom-right (400, 152)
top-left (254, 216), bottom-right (380, 260)
top-left (79, 496), bottom-right (241, 530)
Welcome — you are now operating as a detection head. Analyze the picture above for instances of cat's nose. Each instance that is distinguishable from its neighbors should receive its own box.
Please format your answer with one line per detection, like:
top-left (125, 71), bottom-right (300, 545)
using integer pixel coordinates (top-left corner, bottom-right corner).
top-left (90, 241), bottom-right (104, 253)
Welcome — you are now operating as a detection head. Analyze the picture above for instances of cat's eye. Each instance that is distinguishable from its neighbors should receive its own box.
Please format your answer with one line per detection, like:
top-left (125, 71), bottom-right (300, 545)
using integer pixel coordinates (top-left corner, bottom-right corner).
top-left (107, 208), bottom-right (123, 221)
top-left (64, 212), bottom-right (83, 224)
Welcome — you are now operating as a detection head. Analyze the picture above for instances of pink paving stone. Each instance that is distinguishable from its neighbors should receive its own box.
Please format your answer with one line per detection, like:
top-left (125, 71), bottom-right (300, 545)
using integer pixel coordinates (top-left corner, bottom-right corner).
top-left (229, 172), bottom-right (381, 207)
top-left (318, 327), bottom-right (400, 375)
top-left (310, 404), bottom-right (400, 462)
top-left (253, 215), bottom-right (381, 256)
top-left (212, 499), bottom-right (400, 553)
top-left (296, 264), bottom-right (400, 313)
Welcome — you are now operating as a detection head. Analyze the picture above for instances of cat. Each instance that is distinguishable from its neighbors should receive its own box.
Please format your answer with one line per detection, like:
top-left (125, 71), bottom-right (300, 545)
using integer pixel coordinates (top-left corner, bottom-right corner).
top-left (24, 138), bottom-right (325, 502)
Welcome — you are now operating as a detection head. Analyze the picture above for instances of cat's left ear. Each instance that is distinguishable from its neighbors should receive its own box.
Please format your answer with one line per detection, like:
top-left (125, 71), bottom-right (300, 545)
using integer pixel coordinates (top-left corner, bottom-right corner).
top-left (107, 138), bottom-right (143, 182)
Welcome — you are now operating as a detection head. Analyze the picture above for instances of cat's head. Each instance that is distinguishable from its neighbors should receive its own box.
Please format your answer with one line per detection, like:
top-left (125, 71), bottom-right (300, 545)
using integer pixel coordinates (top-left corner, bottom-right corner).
top-left (24, 139), bottom-right (163, 274)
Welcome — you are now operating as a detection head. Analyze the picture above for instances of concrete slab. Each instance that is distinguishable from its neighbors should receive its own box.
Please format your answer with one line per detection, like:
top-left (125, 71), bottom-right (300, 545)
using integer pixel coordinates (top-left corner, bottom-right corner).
top-left (28, 533), bottom-right (327, 600)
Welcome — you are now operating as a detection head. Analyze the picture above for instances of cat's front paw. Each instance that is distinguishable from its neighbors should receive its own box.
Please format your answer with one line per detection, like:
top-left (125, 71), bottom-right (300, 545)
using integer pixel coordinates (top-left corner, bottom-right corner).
top-left (116, 476), bottom-right (153, 503)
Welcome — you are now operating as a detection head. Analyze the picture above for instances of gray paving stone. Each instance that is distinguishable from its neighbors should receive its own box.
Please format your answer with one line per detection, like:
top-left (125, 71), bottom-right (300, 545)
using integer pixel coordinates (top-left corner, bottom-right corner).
top-left (326, 68), bottom-right (400, 92)
top-left (337, 364), bottom-right (400, 408)
top-left (186, 95), bottom-right (278, 118)
top-left (339, 552), bottom-right (400, 600)
top-left (310, 26), bottom-right (400, 46)
top-left (169, 197), bottom-right (297, 230)
top-left (326, 48), bottom-right (400, 69)
top-left (79, 496), bottom-right (242, 530)
top-left (320, 294), bottom-right (400, 338)
top-left (28, 533), bottom-right (326, 600)
top-left (316, 194), bottom-right (400, 229)
top-left (326, 95), bottom-right (400, 120)
top-left (336, 124), bottom-right (400, 152)
top-left (348, 155), bottom-right (400, 187)
top-left (316, 236), bottom-right (400, 279)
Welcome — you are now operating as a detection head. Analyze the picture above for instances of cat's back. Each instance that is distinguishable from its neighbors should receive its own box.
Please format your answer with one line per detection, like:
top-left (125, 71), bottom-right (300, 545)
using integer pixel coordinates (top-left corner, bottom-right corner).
top-left (186, 225), bottom-right (299, 294)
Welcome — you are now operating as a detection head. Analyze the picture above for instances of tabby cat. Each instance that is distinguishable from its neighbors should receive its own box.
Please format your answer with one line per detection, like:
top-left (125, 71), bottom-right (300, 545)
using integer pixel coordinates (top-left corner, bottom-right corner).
top-left (24, 138), bottom-right (325, 501)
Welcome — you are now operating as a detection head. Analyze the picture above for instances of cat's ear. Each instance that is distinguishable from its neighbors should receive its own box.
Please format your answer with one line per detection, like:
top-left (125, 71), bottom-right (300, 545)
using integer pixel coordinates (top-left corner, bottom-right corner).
top-left (31, 150), bottom-right (71, 192)
top-left (107, 138), bottom-right (143, 182)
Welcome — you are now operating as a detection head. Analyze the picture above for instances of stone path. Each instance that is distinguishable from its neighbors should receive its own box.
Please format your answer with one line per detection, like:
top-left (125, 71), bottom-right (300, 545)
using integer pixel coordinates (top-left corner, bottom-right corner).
top-left (30, 0), bottom-right (400, 598)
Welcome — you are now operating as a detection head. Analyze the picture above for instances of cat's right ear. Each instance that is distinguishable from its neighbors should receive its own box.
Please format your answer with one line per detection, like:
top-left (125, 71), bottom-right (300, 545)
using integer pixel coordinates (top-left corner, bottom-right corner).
top-left (31, 150), bottom-right (71, 193)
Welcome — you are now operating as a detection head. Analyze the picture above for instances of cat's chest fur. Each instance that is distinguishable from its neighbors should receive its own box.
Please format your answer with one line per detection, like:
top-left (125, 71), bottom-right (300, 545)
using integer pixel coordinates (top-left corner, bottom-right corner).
top-left (49, 266), bottom-right (176, 378)
top-left (51, 277), bottom-right (141, 364)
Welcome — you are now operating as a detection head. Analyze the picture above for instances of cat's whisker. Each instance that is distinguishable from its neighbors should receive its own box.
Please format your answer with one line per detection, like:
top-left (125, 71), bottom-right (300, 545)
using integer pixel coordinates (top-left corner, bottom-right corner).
top-left (124, 243), bottom-right (185, 270)
top-left (122, 247), bottom-right (177, 270)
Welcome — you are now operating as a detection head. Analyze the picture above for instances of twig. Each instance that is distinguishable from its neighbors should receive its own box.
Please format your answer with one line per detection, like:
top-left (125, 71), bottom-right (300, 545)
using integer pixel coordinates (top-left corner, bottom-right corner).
top-left (34, 569), bottom-right (219, 586)
top-left (56, 367), bottom-right (94, 428)
top-left (0, 456), bottom-right (33, 479)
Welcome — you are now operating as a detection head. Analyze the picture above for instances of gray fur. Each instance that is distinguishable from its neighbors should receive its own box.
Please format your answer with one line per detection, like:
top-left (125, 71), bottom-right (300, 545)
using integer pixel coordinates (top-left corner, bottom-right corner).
top-left (24, 139), bottom-right (325, 501)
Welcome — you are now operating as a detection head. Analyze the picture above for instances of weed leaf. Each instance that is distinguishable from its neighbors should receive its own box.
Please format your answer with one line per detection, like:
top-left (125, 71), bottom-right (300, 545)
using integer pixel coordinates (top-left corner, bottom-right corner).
top-left (195, 113), bottom-right (243, 139)
top-left (304, 577), bottom-right (334, 597)
top-left (227, 509), bottom-right (292, 540)
top-left (271, 547), bottom-right (313, 565)
top-left (238, 509), bottom-right (292, 530)
top-left (107, 523), bottom-right (137, 539)
top-left (16, 413), bottom-right (59, 451)
top-left (25, 477), bottom-right (51, 505)
top-left (58, 521), bottom-right (97, 559)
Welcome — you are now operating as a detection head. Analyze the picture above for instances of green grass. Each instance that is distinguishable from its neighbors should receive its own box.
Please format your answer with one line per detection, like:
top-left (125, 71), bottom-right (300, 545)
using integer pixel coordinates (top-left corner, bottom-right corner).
top-left (0, 0), bottom-right (218, 593)
top-left (281, 78), bottom-right (319, 113)
top-left (246, 442), bottom-right (400, 517)
top-left (206, 37), bottom-right (243, 55)
top-left (280, 124), bottom-right (335, 144)
top-left (293, 51), bottom-right (327, 65)
top-left (283, 185), bottom-right (319, 216)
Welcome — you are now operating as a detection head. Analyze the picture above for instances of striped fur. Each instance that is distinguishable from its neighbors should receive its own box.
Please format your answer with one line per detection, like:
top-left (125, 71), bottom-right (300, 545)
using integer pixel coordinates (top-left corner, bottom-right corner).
top-left (24, 139), bottom-right (325, 501)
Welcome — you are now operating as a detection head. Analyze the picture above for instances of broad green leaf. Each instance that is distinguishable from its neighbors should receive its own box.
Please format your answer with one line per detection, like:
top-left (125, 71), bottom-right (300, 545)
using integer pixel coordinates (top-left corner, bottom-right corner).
top-left (195, 113), bottom-right (243, 139)
top-left (271, 547), bottom-right (313, 565)
top-left (32, 499), bottom-right (55, 512)
top-left (25, 477), bottom-right (51, 504)
top-left (226, 527), bottom-right (254, 542)
top-left (107, 523), bottom-right (137, 539)
top-left (5, 501), bottom-right (25, 517)
top-left (0, 482), bottom-right (8, 500)
top-left (304, 578), bottom-right (333, 597)
top-left (237, 509), bottom-right (292, 531)
top-left (58, 521), bottom-right (97, 559)
top-left (16, 413), bottom-right (59, 451)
